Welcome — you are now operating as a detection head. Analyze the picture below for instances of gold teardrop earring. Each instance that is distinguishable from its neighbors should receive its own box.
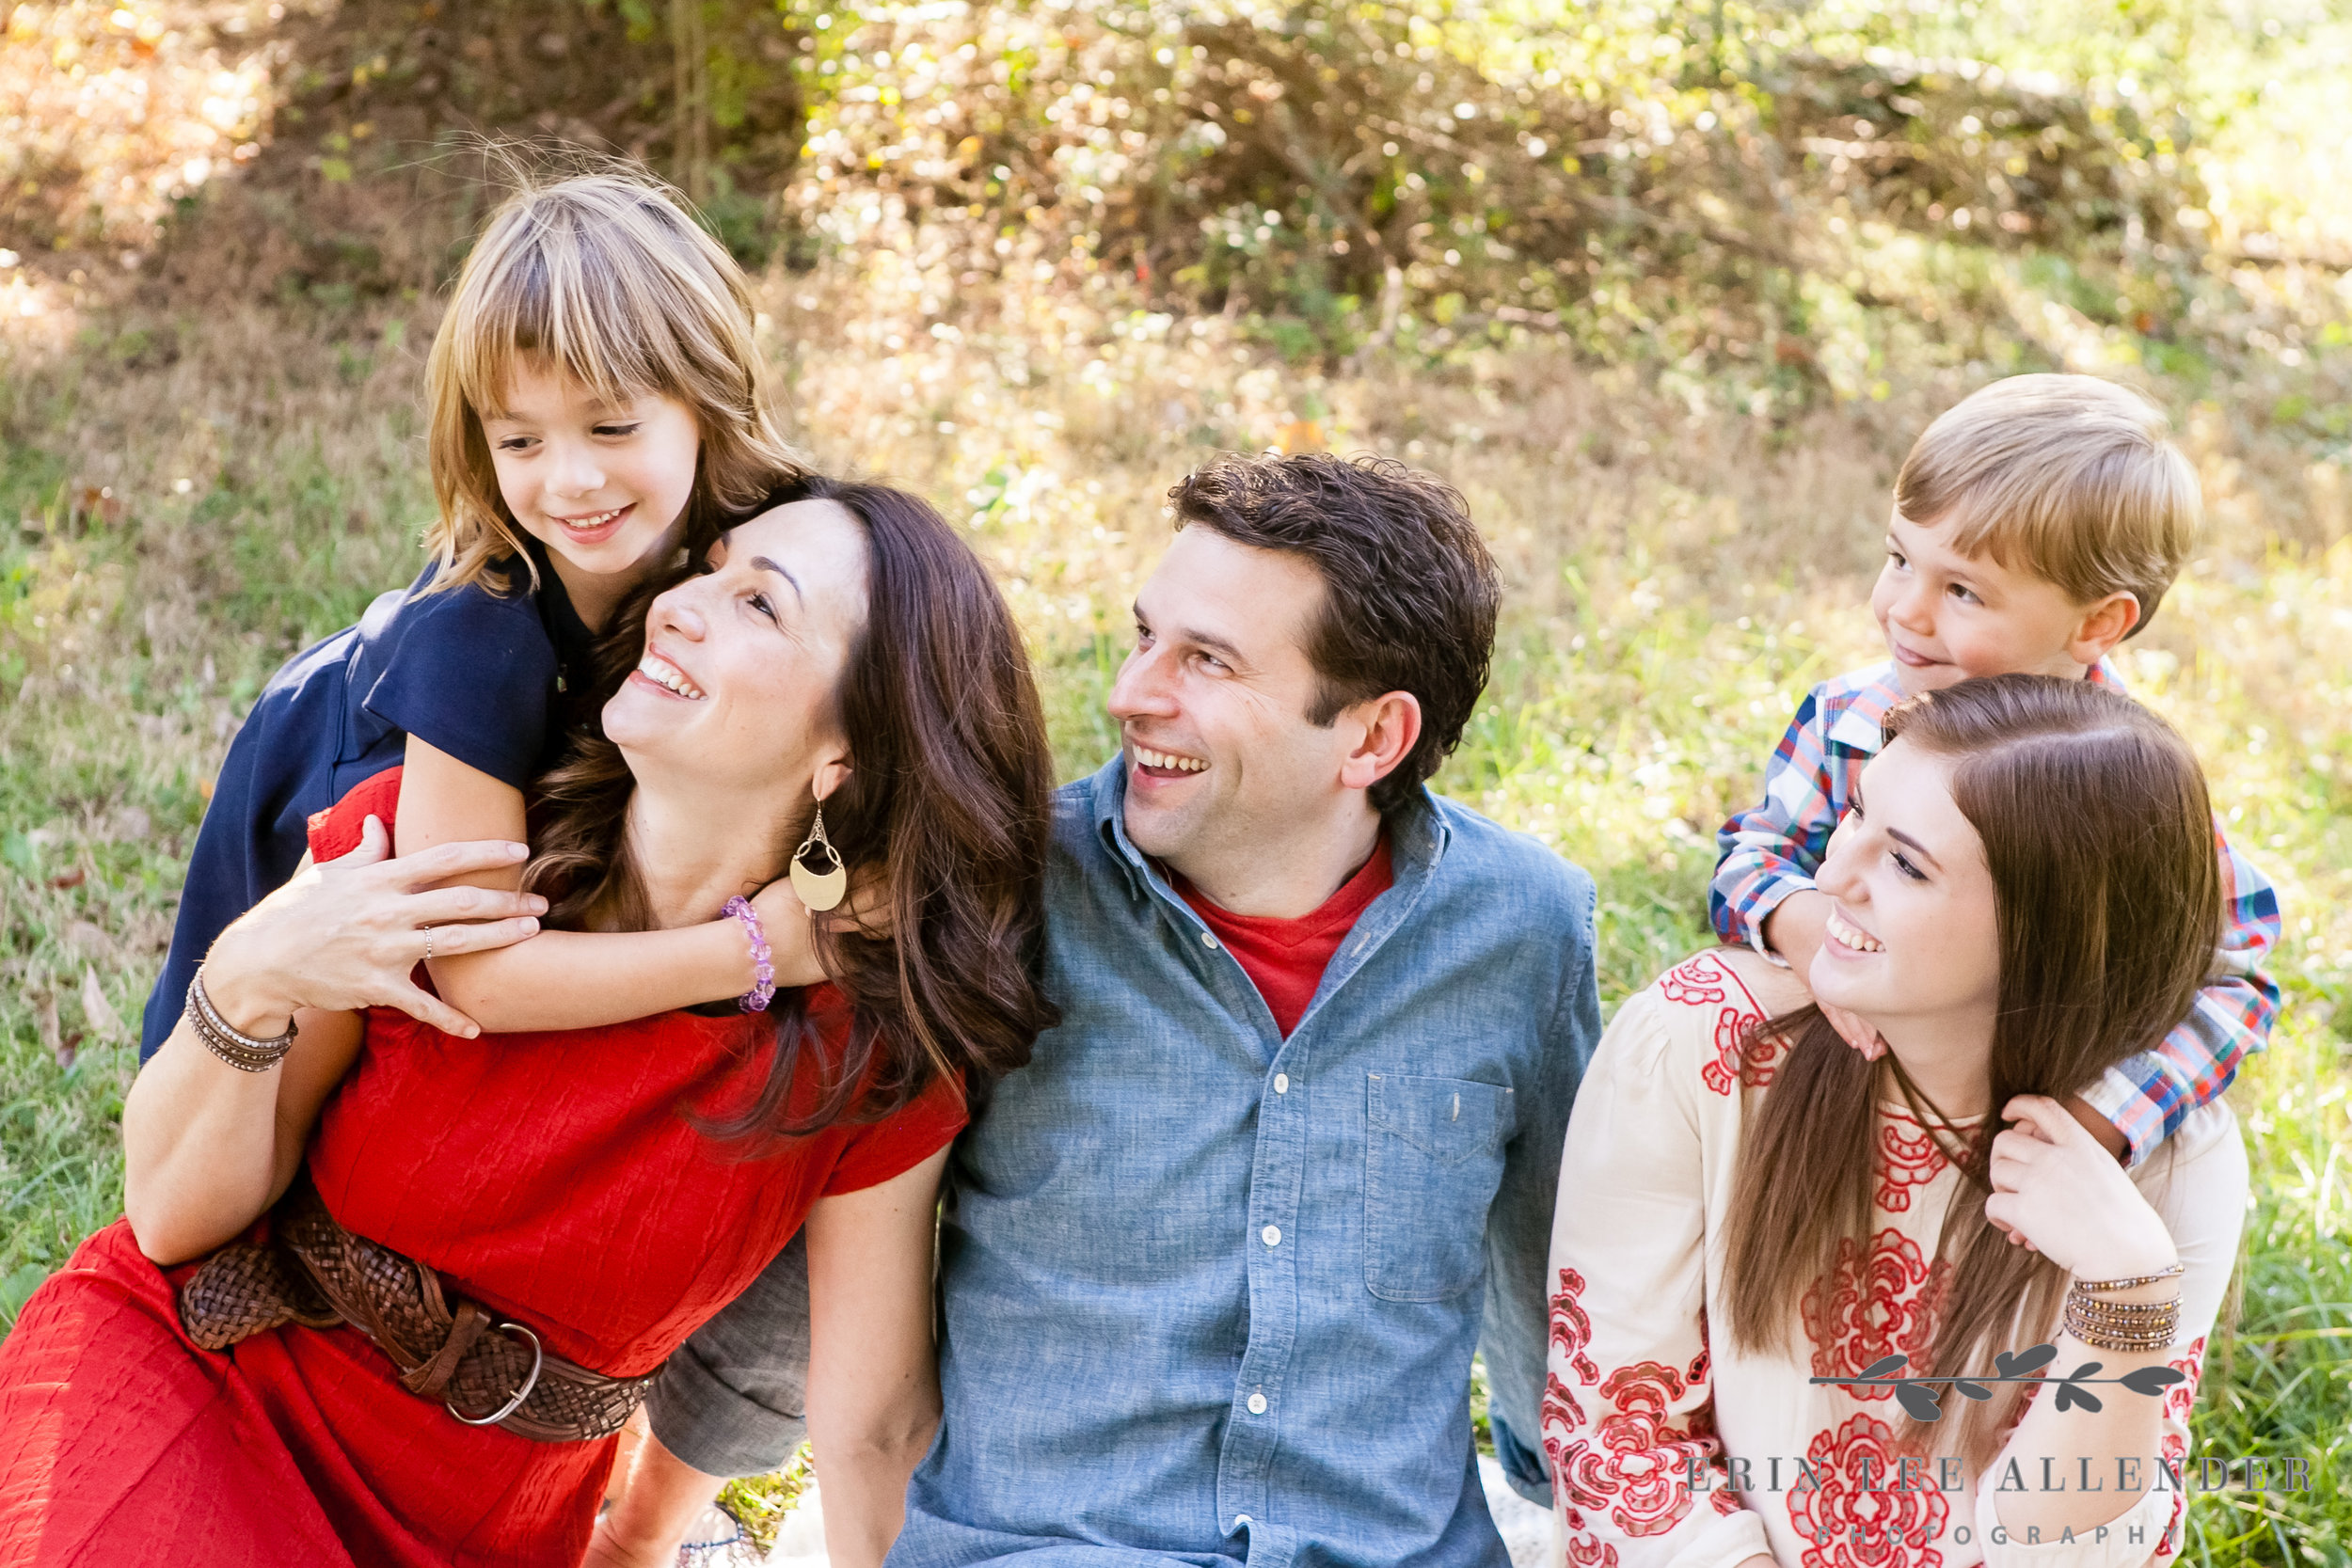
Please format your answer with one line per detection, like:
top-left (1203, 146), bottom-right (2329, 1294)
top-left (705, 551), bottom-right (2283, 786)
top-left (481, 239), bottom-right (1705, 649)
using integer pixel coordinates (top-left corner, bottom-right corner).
top-left (789, 804), bottom-right (848, 912)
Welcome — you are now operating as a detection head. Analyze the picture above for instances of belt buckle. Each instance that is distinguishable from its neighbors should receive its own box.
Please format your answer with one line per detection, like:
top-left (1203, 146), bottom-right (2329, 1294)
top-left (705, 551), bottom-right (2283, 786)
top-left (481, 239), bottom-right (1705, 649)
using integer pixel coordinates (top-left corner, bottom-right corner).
top-left (446, 1321), bottom-right (546, 1428)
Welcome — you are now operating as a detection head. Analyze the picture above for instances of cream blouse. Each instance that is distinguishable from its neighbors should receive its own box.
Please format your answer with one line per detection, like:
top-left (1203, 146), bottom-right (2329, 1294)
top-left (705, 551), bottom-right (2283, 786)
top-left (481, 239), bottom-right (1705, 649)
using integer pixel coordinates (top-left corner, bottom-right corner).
top-left (1543, 947), bottom-right (2246, 1568)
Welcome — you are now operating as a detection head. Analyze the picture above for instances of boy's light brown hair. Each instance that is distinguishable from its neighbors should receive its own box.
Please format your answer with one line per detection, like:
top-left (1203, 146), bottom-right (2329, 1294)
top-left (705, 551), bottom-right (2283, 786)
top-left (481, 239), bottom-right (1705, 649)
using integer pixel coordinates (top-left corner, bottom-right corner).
top-left (1894, 373), bottom-right (2200, 638)
top-left (422, 168), bottom-right (804, 596)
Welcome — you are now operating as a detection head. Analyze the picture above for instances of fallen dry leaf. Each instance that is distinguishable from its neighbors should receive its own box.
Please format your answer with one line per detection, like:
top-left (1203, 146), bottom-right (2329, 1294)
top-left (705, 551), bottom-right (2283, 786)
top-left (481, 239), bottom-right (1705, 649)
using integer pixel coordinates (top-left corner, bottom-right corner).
top-left (79, 966), bottom-right (123, 1043)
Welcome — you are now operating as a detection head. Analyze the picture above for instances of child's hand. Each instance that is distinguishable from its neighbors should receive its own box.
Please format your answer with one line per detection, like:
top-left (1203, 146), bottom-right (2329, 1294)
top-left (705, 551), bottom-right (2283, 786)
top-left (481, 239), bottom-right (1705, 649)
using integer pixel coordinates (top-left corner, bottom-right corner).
top-left (1980, 1095), bottom-right (2178, 1281)
top-left (1819, 1002), bottom-right (1887, 1061)
top-left (752, 866), bottom-right (896, 990)
top-left (206, 816), bottom-right (544, 1039)
top-left (752, 876), bottom-right (827, 990)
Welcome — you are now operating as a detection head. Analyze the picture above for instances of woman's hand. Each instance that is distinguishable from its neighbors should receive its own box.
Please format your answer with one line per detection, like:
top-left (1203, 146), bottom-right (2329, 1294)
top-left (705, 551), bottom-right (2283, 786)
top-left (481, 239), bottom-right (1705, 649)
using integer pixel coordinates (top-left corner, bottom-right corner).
top-left (1981, 1095), bottom-right (2178, 1281)
top-left (203, 816), bottom-right (545, 1039)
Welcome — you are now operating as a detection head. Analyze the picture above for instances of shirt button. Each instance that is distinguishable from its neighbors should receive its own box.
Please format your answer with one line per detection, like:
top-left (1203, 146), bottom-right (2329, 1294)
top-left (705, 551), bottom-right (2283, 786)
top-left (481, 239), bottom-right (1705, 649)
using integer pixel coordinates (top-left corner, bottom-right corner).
top-left (1261, 1225), bottom-right (1280, 1247)
top-left (1247, 1392), bottom-right (1268, 1415)
top-left (1273, 1073), bottom-right (1289, 1094)
top-left (1201, 931), bottom-right (1219, 949)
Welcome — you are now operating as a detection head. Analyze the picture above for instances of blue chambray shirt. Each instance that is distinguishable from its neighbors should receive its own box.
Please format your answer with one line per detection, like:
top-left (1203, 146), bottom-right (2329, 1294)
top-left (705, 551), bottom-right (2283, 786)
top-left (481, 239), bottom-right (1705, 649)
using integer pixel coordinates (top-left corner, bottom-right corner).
top-left (887, 759), bottom-right (1602, 1568)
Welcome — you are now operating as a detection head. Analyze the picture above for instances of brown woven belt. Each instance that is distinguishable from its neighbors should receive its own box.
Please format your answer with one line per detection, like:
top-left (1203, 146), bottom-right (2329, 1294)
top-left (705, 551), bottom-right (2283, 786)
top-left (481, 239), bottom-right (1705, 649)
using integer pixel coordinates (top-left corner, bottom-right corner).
top-left (175, 1173), bottom-right (660, 1443)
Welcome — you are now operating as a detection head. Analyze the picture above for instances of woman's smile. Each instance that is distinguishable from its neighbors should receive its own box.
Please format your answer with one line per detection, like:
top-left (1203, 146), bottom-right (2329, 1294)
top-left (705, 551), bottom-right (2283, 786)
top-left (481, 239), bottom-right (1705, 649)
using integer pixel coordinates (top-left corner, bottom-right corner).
top-left (1823, 905), bottom-right (1884, 956)
top-left (632, 644), bottom-right (707, 701)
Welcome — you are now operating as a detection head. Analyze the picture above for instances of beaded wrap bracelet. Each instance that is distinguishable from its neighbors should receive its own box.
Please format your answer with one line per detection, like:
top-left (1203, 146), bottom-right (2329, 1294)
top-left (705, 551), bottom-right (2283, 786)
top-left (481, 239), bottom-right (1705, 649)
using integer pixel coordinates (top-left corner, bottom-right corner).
top-left (2073, 1264), bottom-right (2185, 1292)
top-left (723, 895), bottom-right (776, 1013)
top-left (2063, 1262), bottom-right (2185, 1354)
top-left (185, 966), bottom-right (298, 1072)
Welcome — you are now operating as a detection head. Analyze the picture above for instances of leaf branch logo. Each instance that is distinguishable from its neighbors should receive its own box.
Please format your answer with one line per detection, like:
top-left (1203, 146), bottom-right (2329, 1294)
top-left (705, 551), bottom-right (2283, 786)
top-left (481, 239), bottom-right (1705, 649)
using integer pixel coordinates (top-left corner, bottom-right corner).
top-left (1808, 1344), bottom-right (2186, 1420)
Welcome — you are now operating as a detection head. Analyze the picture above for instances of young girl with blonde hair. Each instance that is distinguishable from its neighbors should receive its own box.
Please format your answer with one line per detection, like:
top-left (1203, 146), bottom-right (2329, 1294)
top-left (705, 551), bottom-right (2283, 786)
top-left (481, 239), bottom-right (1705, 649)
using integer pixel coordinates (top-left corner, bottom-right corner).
top-left (141, 168), bottom-right (814, 1050)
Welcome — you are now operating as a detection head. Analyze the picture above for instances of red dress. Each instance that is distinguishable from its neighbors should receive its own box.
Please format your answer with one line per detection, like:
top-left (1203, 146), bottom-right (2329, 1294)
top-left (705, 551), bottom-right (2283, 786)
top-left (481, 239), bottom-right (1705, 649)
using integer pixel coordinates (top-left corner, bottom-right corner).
top-left (0, 774), bottom-right (966, 1567)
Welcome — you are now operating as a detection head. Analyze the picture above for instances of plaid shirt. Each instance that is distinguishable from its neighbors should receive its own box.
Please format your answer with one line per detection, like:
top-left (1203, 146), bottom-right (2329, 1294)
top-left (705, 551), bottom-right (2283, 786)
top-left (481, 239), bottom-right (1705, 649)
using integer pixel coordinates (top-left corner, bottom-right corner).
top-left (1710, 658), bottom-right (2281, 1165)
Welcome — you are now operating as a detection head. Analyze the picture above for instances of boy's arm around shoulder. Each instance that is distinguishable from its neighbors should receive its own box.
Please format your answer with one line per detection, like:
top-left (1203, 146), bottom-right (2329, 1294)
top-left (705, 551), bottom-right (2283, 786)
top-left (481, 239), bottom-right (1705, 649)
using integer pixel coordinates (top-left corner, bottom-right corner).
top-left (2080, 818), bottom-right (2282, 1165)
top-left (1710, 681), bottom-right (1847, 952)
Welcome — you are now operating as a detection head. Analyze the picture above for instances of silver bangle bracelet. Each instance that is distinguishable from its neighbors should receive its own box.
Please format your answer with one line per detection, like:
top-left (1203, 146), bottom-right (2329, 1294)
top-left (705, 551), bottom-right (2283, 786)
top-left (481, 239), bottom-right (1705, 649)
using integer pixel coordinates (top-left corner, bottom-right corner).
top-left (186, 966), bottom-right (298, 1072)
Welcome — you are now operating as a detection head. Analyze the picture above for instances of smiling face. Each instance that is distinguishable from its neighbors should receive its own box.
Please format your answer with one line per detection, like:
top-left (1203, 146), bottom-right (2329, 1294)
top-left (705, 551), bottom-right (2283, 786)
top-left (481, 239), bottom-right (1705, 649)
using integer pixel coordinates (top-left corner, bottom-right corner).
top-left (481, 360), bottom-right (701, 620)
top-left (1108, 525), bottom-right (1367, 883)
top-left (603, 499), bottom-right (869, 804)
top-left (1869, 506), bottom-right (2135, 698)
top-left (1808, 736), bottom-right (2003, 1053)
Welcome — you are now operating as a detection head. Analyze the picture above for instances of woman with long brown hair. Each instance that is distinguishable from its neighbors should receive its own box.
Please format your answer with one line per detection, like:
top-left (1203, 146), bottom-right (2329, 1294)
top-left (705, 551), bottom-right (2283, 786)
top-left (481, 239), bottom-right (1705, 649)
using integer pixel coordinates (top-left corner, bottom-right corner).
top-left (0, 478), bottom-right (1057, 1568)
top-left (1542, 674), bottom-right (2247, 1567)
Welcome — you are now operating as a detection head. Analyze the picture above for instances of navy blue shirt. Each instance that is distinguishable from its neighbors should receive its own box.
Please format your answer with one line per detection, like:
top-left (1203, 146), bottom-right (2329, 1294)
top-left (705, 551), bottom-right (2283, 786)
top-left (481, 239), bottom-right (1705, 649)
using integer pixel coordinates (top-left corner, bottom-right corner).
top-left (139, 541), bottom-right (596, 1057)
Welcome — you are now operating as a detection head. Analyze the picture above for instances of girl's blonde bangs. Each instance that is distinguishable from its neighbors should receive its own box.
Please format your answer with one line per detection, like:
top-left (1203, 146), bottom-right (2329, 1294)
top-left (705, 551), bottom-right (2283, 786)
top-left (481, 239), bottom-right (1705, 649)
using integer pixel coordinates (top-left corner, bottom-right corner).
top-left (445, 200), bottom-right (710, 415)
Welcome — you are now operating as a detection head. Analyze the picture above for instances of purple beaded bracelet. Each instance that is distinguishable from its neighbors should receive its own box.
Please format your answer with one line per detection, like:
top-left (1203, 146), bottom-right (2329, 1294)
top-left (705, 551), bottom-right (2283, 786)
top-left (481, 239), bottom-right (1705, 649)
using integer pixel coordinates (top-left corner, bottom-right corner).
top-left (723, 895), bottom-right (776, 1013)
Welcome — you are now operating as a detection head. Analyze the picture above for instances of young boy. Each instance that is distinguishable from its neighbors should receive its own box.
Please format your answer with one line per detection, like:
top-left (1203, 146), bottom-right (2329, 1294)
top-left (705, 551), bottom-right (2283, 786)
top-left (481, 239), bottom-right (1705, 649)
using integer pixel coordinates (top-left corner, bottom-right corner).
top-left (1712, 373), bottom-right (2280, 1164)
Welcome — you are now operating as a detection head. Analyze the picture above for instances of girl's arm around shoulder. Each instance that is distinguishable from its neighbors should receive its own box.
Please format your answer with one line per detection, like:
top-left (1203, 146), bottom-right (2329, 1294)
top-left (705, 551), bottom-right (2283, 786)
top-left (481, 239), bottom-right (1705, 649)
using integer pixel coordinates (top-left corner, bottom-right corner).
top-left (396, 737), bottom-right (822, 1029)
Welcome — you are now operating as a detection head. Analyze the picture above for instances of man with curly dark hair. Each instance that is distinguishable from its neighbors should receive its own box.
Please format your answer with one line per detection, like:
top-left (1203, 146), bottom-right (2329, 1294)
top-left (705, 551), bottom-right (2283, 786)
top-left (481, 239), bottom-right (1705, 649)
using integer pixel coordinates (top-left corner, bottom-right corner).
top-left (601, 451), bottom-right (1601, 1568)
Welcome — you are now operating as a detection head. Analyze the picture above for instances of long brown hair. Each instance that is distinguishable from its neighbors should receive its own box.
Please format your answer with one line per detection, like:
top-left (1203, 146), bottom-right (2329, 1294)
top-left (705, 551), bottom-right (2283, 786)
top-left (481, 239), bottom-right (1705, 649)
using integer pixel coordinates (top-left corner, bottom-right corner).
top-left (1721, 673), bottom-right (2221, 1469)
top-left (524, 474), bottom-right (1060, 1136)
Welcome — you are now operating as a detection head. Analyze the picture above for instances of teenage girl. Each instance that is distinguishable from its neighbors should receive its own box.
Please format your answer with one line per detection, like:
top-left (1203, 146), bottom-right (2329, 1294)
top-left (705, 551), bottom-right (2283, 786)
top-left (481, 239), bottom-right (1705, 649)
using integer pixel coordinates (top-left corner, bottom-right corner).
top-left (141, 170), bottom-right (813, 1053)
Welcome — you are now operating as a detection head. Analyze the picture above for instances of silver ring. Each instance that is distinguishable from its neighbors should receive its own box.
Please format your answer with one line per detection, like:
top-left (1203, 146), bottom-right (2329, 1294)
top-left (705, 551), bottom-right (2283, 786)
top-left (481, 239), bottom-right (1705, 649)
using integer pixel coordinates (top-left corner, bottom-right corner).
top-left (422, 926), bottom-right (436, 963)
top-left (446, 1322), bottom-right (544, 1427)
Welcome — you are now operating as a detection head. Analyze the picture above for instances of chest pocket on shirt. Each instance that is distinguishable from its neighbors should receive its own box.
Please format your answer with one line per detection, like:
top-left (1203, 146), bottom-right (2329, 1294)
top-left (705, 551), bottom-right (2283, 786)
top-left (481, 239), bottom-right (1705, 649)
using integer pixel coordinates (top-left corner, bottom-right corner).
top-left (1364, 1072), bottom-right (1511, 1302)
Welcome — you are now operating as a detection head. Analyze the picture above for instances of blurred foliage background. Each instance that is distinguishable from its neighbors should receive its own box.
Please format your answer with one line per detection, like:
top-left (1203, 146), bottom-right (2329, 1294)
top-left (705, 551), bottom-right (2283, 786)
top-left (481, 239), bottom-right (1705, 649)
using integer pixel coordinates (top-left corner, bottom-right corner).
top-left (3, 0), bottom-right (2349, 1562)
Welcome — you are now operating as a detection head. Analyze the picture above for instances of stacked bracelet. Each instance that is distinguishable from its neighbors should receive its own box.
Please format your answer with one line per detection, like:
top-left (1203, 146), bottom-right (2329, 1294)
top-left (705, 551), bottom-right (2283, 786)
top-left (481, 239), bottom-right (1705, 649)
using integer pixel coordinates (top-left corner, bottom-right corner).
top-left (2063, 1270), bottom-right (2183, 1354)
top-left (2072, 1264), bottom-right (2185, 1292)
top-left (723, 895), bottom-right (776, 1013)
top-left (185, 967), bottom-right (298, 1072)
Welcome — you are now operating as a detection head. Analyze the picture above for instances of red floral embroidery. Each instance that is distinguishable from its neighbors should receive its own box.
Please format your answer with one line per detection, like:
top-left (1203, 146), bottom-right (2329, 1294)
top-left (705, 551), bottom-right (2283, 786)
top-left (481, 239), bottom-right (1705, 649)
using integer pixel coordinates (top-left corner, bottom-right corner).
top-left (1784, 1415), bottom-right (1947, 1568)
top-left (2159, 1335), bottom-right (2207, 1427)
top-left (1552, 1266), bottom-right (1600, 1387)
top-left (1658, 955), bottom-right (1730, 1007)
top-left (1554, 1360), bottom-right (1725, 1538)
top-left (1544, 1370), bottom-right (1587, 1449)
top-left (1660, 953), bottom-right (1778, 1095)
top-left (1561, 1508), bottom-right (1620, 1568)
top-left (1596, 1360), bottom-right (1689, 1451)
top-left (1544, 1268), bottom-right (1602, 1466)
top-left (1802, 1230), bottom-right (1950, 1402)
top-left (1872, 1110), bottom-right (1949, 1213)
top-left (2153, 1337), bottom-right (2206, 1559)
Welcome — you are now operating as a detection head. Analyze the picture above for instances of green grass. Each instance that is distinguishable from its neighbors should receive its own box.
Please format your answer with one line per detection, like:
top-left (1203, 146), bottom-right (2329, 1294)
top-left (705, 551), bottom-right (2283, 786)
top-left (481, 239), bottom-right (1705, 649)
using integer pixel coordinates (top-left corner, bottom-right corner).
top-left (3, 271), bottom-right (2346, 1562)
